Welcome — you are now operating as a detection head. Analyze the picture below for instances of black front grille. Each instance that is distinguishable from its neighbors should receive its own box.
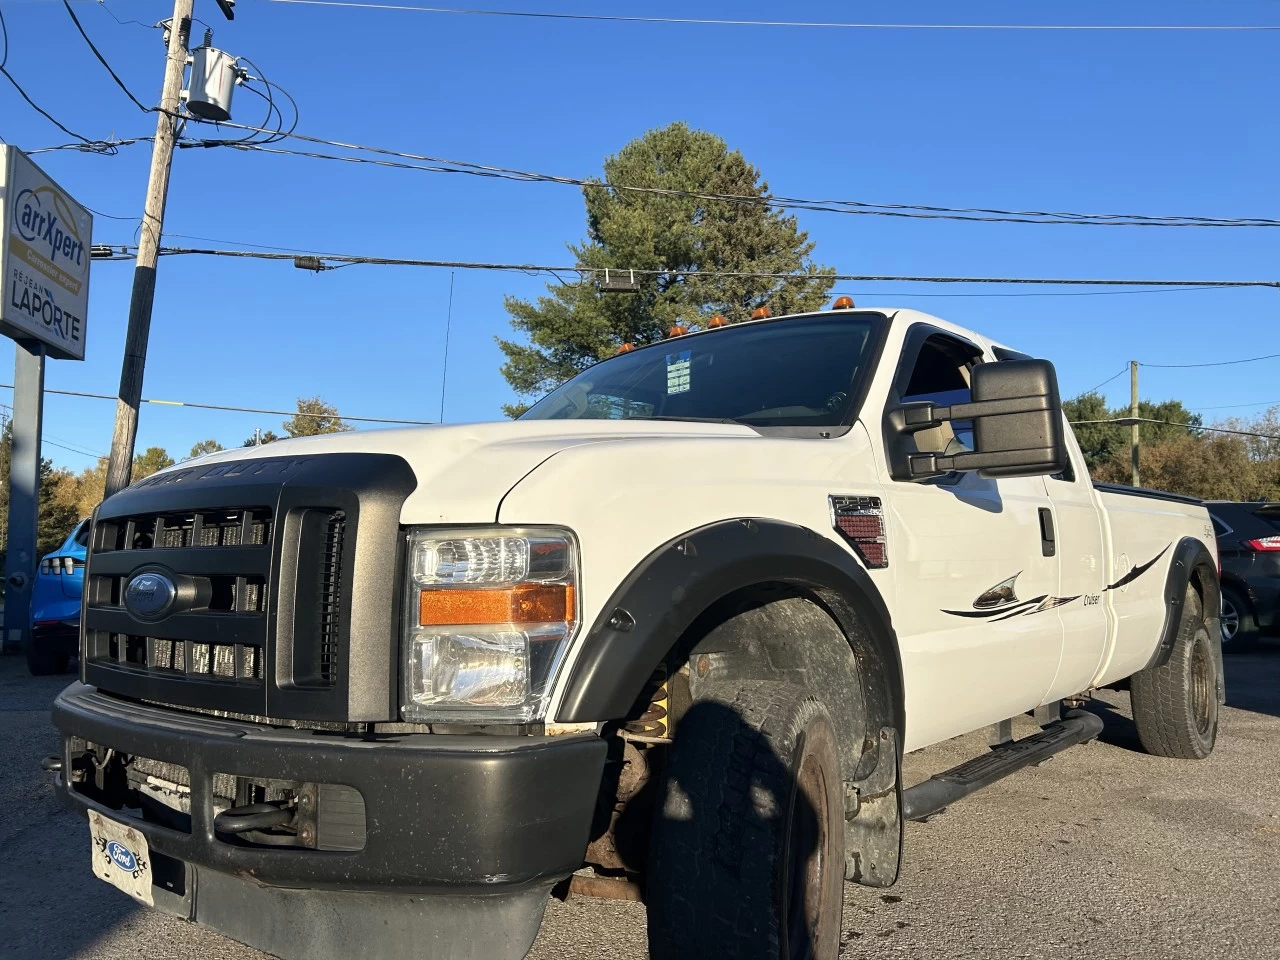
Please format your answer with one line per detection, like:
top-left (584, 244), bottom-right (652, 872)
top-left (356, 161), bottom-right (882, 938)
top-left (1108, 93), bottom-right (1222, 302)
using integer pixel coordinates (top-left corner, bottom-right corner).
top-left (81, 452), bottom-right (416, 723)
top-left (96, 509), bottom-right (272, 553)
top-left (85, 507), bottom-right (275, 697)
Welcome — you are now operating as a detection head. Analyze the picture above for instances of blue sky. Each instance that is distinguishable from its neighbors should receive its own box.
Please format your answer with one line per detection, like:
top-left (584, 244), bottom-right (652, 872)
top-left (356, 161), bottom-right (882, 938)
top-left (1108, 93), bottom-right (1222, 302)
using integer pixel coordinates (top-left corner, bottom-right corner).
top-left (2, 0), bottom-right (1278, 470)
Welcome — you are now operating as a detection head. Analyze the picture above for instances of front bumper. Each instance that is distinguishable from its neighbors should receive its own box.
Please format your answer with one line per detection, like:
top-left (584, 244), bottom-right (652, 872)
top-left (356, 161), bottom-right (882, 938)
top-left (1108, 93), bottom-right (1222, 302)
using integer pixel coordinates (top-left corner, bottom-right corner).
top-left (52, 683), bottom-right (607, 960)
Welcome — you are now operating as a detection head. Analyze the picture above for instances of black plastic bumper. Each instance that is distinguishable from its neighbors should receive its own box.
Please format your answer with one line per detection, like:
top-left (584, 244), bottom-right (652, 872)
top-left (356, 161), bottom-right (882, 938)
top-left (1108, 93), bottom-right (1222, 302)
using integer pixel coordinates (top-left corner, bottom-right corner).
top-left (52, 684), bottom-right (607, 959)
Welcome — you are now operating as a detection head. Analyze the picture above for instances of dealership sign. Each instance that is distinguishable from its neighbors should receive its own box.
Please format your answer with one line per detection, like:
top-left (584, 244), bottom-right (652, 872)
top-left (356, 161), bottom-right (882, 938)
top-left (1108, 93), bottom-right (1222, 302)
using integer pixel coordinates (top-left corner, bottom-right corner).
top-left (0, 146), bottom-right (91, 360)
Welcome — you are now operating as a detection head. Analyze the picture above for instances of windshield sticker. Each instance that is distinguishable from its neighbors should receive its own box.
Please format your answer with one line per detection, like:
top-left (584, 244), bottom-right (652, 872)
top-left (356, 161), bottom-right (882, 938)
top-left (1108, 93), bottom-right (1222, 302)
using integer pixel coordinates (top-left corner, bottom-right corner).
top-left (666, 350), bottom-right (692, 394)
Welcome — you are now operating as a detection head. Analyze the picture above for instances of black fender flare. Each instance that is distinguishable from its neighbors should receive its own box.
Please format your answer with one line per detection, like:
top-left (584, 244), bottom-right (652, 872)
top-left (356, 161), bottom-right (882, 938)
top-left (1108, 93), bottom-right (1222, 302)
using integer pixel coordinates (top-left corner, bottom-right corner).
top-left (1144, 536), bottom-right (1223, 701)
top-left (554, 518), bottom-right (903, 733)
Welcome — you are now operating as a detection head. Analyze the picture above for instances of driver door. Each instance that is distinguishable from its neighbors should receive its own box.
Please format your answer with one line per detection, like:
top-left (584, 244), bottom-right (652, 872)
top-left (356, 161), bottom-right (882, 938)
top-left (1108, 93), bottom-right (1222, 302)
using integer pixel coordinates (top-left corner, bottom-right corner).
top-left (882, 327), bottom-right (1064, 750)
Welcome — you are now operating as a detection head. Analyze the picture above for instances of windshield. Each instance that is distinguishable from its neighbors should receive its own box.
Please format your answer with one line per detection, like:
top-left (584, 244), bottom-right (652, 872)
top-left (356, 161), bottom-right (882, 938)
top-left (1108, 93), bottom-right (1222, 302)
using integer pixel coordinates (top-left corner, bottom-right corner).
top-left (520, 313), bottom-right (884, 429)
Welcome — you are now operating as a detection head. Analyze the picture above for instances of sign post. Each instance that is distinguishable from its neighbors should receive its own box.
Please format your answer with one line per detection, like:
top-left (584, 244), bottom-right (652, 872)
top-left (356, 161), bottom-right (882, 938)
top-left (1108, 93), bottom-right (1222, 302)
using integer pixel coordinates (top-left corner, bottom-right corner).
top-left (0, 146), bottom-right (91, 655)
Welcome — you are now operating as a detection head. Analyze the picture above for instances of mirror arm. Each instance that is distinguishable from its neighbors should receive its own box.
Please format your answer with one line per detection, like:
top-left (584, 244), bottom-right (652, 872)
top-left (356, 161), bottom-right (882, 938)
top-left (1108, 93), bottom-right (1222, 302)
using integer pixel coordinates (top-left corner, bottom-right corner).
top-left (900, 394), bottom-right (1051, 431)
top-left (908, 446), bottom-right (1058, 479)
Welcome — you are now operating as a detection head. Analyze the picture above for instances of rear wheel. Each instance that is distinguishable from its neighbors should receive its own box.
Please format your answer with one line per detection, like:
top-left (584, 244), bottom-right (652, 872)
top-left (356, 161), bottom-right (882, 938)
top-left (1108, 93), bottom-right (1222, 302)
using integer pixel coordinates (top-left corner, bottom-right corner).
top-left (1131, 587), bottom-right (1219, 759)
top-left (1219, 585), bottom-right (1258, 653)
top-left (647, 679), bottom-right (845, 960)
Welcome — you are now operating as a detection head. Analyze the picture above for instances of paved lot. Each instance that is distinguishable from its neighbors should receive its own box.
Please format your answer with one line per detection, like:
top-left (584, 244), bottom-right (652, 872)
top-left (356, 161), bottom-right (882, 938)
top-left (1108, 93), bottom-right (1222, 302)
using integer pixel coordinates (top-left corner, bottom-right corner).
top-left (4, 648), bottom-right (1279, 960)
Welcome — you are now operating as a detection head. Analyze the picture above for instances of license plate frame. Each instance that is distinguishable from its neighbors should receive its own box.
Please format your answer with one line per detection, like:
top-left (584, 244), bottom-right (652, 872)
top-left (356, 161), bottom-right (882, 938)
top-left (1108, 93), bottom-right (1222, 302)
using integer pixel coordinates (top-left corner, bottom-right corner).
top-left (88, 811), bottom-right (154, 906)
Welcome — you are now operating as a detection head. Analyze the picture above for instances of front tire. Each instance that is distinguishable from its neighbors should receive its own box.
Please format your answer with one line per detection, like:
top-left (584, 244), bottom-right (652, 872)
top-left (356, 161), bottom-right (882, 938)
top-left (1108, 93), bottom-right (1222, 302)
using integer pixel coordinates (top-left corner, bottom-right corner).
top-left (647, 679), bottom-right (845, 960)
top-left (1130, 586), bottom-right (1219, 759)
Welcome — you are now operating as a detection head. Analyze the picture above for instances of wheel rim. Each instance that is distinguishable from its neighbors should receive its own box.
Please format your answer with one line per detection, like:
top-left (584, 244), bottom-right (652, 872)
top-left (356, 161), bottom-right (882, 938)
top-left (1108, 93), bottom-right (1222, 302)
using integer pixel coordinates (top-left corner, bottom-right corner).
top-left (1220, 598), bottom-right (1239, 643)
top-left (1190, 635), bottom-right (1214, 737)
top-left (786, 752), bottom-right (828, 960)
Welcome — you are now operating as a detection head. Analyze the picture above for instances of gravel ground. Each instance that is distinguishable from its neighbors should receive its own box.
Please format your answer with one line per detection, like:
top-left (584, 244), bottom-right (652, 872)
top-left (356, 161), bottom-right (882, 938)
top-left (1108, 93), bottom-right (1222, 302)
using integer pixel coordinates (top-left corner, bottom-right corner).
top-left (4, 647), bottom-right (1278, 960)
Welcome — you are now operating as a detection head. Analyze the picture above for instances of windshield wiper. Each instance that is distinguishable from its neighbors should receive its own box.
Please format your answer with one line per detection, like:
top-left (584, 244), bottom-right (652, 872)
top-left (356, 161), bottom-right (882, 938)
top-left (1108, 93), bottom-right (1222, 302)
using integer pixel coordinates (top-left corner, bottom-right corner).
top-left (625, 415), bottom-right (750, 426)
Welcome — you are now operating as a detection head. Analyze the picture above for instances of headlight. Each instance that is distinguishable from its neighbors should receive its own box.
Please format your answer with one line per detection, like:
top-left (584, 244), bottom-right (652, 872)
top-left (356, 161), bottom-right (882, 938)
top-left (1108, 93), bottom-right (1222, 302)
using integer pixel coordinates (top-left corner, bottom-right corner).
top-left (401, 527), bottom-right (578, 722)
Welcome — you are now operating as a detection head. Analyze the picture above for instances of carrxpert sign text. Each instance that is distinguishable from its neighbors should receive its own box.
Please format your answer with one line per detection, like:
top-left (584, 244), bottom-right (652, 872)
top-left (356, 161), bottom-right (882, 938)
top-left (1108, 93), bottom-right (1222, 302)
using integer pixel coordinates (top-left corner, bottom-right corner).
top-left (14, 187), bottom-right (85, 267)
top-left (7, 267), bottom-right (83, 345)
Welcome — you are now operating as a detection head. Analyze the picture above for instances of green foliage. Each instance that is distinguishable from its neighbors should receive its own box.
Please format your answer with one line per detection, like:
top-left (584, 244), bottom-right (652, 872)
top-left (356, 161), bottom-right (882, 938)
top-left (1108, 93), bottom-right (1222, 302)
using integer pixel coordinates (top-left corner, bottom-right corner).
top-left (0, 423), bottom-right (82, 558)
top-left (282, 397), bottom-right (352, 438)
top-left (498, 122), bottom-right (836, 414)
top-left (243, 429), bottom-right (283, 447)
top-left (133, 446), bottom-right (175, 480)
top-left (1064, 392), bottom-right (1202, 472)
top-left (188, 439), bottom-right (224, 459)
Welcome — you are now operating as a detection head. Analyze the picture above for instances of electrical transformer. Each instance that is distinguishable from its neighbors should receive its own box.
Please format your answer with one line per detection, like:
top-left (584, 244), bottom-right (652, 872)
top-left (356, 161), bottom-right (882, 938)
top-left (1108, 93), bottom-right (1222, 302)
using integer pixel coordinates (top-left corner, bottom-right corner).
top-left (186, 45), bottom-right (239, 122)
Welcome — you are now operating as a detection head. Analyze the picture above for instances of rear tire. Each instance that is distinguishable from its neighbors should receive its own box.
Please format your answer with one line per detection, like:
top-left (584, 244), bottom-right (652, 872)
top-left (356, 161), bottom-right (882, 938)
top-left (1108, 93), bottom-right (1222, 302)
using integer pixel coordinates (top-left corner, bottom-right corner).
top-left (647, 679), bottom-right (845, 960)
top-left (1130, 587), bottom-right (1219, 759)
top-left (26, 643), bottom-right (70, 676)
top-left (1219, 585), bottom-right (1258, 653)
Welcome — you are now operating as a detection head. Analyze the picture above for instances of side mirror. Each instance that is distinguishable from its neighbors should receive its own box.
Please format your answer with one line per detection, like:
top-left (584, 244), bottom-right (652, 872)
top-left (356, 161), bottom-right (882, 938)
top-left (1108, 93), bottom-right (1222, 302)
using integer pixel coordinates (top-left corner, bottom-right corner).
top-left (888, 359), bottom-right (1068, 481)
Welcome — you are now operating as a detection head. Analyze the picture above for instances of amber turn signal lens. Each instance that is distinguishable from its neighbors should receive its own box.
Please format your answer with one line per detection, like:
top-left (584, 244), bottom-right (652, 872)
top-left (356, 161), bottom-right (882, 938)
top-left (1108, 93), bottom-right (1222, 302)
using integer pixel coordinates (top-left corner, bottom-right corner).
top-left (420, 583), bottom-right (575, 626)
top-left (750, 306), bottom-right (771, 320)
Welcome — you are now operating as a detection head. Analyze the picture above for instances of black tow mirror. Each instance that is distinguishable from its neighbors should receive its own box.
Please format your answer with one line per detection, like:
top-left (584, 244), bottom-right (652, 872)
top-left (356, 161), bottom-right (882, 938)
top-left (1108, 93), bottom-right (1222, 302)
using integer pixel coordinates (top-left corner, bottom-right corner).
top-left (890, 359), bottom-right (1068, 481)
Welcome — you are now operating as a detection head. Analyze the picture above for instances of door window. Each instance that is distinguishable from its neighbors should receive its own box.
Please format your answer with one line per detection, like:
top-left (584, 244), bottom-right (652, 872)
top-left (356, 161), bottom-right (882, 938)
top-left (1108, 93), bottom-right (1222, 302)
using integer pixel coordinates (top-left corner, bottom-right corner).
top-left (899, 333), bottom-right (984, 455)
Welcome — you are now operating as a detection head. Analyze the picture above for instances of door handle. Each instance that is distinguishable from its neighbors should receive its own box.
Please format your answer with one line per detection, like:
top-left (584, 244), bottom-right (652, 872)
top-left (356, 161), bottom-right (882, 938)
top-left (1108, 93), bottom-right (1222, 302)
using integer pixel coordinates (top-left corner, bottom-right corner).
top-left (1038, 508), bottom-right (1056, 557)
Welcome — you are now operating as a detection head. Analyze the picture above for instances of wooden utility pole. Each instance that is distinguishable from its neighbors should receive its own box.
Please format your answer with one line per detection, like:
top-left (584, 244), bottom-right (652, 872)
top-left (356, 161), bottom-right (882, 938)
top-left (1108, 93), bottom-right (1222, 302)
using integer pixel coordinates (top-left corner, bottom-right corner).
top-left (103, 0), bottom-right (194, 498)
top-left (1130, 360), bottom-right (1140, 488)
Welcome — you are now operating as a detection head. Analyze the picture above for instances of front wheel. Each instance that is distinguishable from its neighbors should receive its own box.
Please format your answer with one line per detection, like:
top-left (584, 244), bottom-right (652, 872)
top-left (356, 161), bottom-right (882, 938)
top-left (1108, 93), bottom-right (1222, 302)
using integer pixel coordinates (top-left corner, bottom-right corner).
top-left (1131, 586), bottom-right (1219, 759)
top-left (647, 679), bottom-right (846, 960)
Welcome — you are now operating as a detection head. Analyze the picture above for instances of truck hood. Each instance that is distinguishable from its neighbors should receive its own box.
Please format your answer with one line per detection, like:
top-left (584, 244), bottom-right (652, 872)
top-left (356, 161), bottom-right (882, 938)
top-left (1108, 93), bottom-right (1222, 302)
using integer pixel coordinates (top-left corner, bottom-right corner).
top-left (165, 419), bottom-right (757, 523)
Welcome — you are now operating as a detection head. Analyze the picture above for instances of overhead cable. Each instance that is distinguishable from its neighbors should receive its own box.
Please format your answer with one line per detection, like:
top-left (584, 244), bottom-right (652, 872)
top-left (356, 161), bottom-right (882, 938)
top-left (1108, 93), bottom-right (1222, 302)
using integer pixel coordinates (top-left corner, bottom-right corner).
top-left (1069, 418), bottom-right (1280, 442)
top-left (62, 0), bottom-right (151, 113)
top-left (95, 244), bottom-right (1280, 291)
top-left (0, 7), bottom-right (103, 146)
top-left (181, 132), bottom-right (1280, 229)
top-left (0, 383), bottom-right (434, 426)
top-left (1141, 352), bottom-right (1280, 369)
top-left (266, 2), bottom-right (1280, 32)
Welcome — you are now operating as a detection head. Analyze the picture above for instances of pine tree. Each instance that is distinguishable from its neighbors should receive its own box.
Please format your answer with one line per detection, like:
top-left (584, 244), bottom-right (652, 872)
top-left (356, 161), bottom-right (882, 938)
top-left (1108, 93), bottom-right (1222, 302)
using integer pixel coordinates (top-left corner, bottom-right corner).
top-left (497, 122), bottom-right (835, 415)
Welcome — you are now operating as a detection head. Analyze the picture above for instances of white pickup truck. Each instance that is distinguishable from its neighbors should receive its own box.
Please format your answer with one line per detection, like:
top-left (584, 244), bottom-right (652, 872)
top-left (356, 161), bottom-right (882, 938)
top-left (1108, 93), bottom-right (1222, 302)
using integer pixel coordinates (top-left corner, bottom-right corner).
top-left (50, 304), bottom-right (1223, 960)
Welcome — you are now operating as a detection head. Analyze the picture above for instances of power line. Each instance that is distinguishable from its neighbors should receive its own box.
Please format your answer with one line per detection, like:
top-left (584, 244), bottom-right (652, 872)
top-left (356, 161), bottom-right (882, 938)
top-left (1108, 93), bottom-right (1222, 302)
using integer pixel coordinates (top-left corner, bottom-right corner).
top-left (266, 2), bottom-right (1280, 32)
top-left (1192, 399), bottom-right (1280, 411)
top-left (1069, 418), bottom-right (1280, 443)
top-left (27, 136), bottom-right (152, 155)
top-left (1080, 367), bottom-right (1131, 396)
top-left (98, 244), bottom-right (1280, 291)
top-left (187, 133), bottom-right (1280, 229)
top-left (63, 0), bottom-right (151, 113)
top-left (0, 7), bottom-right (100, 146)
top-left (0, 383), bottom-right (434, 426)
top-left (1141, 352), bottom-right (1280, 369)
top-left (98, 2), bottom-right (162, 30)
top-left (830, 285), bottom-right (1237, 300)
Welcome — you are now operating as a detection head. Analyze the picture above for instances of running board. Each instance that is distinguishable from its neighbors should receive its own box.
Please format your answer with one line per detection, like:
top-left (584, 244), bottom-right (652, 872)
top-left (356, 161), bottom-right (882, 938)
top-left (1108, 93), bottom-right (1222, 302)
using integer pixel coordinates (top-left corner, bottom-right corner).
top-left (901, 709), bottom-right (1105, 822)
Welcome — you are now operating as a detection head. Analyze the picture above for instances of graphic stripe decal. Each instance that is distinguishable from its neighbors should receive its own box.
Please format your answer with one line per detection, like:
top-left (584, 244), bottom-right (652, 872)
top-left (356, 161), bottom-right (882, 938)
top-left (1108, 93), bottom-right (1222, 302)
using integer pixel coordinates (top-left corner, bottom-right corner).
top-left (1104, 544), bottom-right (1170, 592)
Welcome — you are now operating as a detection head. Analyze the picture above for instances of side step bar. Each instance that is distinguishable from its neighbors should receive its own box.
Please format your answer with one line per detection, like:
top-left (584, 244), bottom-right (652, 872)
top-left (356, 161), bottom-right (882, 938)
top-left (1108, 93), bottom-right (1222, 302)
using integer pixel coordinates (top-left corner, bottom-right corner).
top-left (902, 709), bottom-right (1105, 822)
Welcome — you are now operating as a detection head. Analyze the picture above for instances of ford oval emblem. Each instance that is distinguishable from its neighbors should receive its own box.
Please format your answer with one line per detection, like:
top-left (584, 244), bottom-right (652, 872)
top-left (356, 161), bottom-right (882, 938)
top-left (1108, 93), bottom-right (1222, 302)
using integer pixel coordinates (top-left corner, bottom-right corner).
top-left (124, 572), bottom-right (176, 620)
top-left (106, 840), bottom-right (137, 873)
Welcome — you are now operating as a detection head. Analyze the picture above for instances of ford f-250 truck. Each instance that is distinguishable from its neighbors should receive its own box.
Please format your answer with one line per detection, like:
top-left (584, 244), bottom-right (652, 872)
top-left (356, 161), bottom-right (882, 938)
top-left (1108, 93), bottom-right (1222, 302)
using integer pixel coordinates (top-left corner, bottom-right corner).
top-left (49, 304), bottom-right (1223, 960)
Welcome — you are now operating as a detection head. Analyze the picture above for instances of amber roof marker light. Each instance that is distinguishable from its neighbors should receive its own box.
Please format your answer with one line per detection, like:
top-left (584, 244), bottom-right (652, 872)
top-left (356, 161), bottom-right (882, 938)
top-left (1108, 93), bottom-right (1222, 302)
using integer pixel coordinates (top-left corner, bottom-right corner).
top-left (667, 324), bottom-right (690, 338)
top-left (751, 307), bottom-right (772, 320)
top-left (707, 315), bottom-right (728, 328)
top-left (832, 296), bottom-right (856, 310)
top-left (617, 343), bottom-right (636, 354)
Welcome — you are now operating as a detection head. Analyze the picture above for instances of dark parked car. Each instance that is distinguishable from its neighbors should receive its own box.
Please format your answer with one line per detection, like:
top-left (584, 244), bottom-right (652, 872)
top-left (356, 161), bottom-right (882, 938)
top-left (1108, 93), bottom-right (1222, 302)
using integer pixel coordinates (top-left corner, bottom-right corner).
top-left (27, 519), bottom-right (89, 674)
top-left (1206, 501), bottom-right (1280, 651)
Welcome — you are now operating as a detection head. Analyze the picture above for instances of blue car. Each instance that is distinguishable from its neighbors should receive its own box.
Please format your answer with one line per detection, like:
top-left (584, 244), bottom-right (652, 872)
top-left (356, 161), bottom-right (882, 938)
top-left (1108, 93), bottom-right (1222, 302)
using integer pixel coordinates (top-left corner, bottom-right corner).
top-left (27, 519), bottom-right (89, 675)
